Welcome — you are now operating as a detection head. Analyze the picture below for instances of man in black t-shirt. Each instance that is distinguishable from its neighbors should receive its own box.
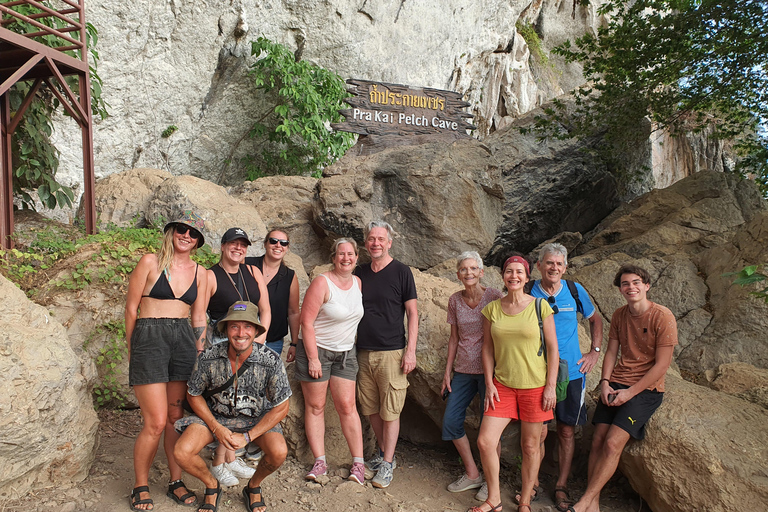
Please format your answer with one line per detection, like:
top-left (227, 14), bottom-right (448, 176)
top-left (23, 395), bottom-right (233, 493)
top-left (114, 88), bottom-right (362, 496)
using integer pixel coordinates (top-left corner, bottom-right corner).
top-left (354, 221), bottom-right (418, 489)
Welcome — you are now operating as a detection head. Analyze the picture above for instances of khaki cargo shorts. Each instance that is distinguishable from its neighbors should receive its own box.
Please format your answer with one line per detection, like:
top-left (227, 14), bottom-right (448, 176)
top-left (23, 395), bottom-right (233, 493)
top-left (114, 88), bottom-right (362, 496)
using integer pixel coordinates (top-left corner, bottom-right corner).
top-left (356, 349), bottom-right (409, 421)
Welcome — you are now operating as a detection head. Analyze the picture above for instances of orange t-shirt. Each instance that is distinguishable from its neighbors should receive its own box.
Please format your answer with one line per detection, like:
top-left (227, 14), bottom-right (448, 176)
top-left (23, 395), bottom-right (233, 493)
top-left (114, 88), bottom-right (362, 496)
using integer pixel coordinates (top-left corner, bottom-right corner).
top-left (608, 302), bottom-right (677, 392)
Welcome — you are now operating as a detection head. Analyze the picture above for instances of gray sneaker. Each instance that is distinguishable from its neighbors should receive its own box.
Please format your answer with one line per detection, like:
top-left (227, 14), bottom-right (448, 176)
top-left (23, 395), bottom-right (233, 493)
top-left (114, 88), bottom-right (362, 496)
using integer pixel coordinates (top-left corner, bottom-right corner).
top-left (475, 481), bottom-right (488, 501)
top-left (372, 461), bottom-right (394, 489)
top-left (365, 453), bottom-right (397, 472)
top-left (448, 473), bottom-right (483, 492)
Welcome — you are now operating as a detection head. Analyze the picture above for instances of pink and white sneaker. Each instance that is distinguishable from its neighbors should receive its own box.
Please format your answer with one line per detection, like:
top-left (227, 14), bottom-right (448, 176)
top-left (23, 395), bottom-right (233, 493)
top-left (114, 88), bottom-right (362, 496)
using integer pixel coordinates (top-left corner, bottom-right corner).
top-left (305, 459), bottom-right (328, 481)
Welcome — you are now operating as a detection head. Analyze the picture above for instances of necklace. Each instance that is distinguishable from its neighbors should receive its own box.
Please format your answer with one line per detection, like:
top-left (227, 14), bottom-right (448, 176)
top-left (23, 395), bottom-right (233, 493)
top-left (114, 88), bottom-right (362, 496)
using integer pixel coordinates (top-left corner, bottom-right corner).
top-left (220, 262), bottom-right (250, 302)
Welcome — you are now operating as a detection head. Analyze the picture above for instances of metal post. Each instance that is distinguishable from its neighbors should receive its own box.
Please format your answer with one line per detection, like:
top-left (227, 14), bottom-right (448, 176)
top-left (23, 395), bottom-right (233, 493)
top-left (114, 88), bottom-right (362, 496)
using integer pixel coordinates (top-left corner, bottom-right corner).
top-left (0, 93), bottom-right (14, 249)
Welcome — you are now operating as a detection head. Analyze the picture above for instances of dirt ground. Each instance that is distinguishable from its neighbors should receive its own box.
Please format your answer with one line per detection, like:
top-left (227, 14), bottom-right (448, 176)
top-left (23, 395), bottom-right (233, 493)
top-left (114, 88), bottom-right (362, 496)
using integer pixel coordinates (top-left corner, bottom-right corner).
top-left (0, 409), bottom-right (645, 512)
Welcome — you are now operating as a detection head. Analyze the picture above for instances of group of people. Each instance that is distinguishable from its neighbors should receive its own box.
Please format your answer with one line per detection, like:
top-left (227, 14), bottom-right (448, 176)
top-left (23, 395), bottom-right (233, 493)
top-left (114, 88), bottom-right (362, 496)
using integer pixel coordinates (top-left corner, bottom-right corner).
top-left (442, 246), bottom-right (677, 512)
top-left (125, 211), bottom-right (677, 512)
top-left (125, 215), bottom-right (418, 512)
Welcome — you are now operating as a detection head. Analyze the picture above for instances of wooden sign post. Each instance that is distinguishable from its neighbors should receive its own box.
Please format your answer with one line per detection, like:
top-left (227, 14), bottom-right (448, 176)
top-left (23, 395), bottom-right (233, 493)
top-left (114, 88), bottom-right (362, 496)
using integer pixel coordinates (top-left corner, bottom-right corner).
top-left (332, 78), bottom-right (476, 154)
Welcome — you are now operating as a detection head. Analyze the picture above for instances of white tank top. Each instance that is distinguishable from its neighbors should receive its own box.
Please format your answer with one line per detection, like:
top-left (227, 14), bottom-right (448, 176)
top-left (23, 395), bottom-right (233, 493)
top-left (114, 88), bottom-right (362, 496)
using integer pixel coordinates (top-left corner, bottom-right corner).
top-left (314, 274), bottom-right (364, 352)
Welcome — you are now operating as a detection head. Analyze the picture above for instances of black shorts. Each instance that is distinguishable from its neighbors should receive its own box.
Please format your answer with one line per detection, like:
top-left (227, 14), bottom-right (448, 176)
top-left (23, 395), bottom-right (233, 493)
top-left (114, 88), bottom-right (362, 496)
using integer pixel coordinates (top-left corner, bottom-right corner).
top-left (592, 382), bottom-right (663, 440)
top-left (129, 317), bottom-right (197, 385)
top-left (554, 377), bottom-right (587, 426)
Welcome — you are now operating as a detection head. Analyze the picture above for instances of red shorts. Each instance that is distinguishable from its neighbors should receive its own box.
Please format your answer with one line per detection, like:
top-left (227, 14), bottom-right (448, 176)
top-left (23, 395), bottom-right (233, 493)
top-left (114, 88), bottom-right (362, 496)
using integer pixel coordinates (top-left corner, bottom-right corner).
top-left (484, 379), bottom-right (554, 423)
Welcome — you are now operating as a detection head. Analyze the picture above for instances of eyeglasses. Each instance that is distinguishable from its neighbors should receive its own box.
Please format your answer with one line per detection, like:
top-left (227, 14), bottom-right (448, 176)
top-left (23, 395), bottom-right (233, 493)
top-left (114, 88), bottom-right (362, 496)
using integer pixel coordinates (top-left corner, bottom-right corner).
top-left (547, 295), bottom-right (559, 314)
top-left (175, 225), bottom-right (201, 240)
top-left (268, 237), bottom-right (289, 247)
top-left (458, 267), bottom-right (480, 274)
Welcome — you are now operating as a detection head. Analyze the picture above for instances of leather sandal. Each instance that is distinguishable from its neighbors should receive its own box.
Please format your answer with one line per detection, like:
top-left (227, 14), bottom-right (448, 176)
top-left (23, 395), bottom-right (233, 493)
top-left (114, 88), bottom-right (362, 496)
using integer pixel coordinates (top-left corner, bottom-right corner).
top-left (514, 485), bottom-right (541, 504)
top-left (243, 485), bottom-right (266, 512)
top-left (167, 479), bottom-right (197, 507)
top-left (130, 485), bottom-right (153, 511)
top-left (467, 499), bottom-right (502, 512)
top-left (198, 484), bottom-right (222, 512)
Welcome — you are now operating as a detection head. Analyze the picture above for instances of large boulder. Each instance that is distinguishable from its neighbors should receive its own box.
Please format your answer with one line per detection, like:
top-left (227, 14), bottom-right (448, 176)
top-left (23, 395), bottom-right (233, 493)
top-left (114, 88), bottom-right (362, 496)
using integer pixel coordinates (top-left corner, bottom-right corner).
top-left (484, 106), bottom-right (625, 265)
top-left (620, 375), bottom-right (768, 512)
top-left (568, 171), bottom-right (768, 374)
top-left (315, 139), bottom-right (505, 269)
top-left (84, 168), bottom-right (173, 228)
top-left (146, 175), bottom-right (267, 254)
top-left (231, 176), bottom-right (329, 272)
top-left (707, 362), bottom-right (768, 410)
top-left (0, 274), bottom-right (99, 498)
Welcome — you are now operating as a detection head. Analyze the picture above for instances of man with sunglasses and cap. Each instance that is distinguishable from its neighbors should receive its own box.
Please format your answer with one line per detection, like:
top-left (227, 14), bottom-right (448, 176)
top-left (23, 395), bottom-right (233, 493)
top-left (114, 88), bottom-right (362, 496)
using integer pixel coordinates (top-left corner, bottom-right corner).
top-left (526, 243), bottom-right (603, 511)
top-left (174, 301), bottom-right (291, 512)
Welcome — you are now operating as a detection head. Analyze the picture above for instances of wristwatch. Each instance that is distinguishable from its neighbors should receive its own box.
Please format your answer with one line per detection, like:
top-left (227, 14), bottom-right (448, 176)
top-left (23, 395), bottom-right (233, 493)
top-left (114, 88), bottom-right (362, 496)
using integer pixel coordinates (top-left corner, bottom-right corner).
top-left (593, 346), bottom-right (601, 353)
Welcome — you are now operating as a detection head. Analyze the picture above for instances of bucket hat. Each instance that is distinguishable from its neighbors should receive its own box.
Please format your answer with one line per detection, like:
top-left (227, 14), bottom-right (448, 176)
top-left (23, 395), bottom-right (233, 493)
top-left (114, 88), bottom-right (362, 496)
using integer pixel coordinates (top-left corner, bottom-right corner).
top-left (164, 210), bottom-right (205, 248)
top-left (217, 301), bottom-right (267, 337)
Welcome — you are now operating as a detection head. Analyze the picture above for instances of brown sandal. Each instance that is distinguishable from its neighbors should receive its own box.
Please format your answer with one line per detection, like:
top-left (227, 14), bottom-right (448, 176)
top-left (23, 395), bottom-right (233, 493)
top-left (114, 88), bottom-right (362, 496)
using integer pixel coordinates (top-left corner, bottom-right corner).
top-left (467, 499), bottom-right (502, 512)
top-left (514, 486), bottom-right (541, 504)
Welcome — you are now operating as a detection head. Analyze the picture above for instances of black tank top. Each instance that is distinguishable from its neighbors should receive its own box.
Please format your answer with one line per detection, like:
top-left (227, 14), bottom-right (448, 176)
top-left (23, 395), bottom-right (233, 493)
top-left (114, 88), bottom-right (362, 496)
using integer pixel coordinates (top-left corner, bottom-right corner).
top-left (207, 263), bottom-right (261, 322)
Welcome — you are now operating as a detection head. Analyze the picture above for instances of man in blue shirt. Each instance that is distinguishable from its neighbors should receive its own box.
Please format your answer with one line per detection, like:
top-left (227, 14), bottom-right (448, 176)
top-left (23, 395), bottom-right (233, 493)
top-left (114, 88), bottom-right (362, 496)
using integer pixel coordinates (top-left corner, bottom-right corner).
top-left (528, 244), bottom-right (603, 511)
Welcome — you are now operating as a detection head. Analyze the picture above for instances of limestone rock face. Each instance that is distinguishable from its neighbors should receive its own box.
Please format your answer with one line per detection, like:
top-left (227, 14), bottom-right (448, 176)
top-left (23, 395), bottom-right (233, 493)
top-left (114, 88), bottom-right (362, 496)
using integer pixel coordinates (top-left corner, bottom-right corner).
top-left (708, 362), bottom-right (768, 410)
top-left (315, 139), bottom-right (505, 269)
top-left (570, 171), bottom-right (768, 374)
top-left (620, 375), bottom-right (768, 512)
top-left (53, 0), bottom-right (610, 195)
top-left (484, 110), bottom-right (624, 265)
top-left (0, 275), bottom-right (99, 497)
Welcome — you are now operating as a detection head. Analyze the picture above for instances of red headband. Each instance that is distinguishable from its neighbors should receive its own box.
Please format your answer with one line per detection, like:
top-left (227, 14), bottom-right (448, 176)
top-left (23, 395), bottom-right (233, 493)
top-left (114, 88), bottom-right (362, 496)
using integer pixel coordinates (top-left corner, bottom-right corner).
top-left (503, 255), bottom-right (530, 275)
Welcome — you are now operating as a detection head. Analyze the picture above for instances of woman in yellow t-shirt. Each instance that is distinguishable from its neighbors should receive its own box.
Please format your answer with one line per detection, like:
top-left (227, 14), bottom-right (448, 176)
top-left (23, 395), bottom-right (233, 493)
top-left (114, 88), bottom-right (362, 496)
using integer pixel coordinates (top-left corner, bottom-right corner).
top-left (469, 254), bottom-right (558, 512)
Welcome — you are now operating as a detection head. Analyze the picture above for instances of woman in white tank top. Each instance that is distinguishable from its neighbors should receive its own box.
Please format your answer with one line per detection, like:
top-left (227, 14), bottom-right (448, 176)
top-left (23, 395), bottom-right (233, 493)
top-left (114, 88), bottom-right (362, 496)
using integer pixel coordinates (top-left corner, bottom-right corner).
top-left (296, 238), bottom-right (366, 484)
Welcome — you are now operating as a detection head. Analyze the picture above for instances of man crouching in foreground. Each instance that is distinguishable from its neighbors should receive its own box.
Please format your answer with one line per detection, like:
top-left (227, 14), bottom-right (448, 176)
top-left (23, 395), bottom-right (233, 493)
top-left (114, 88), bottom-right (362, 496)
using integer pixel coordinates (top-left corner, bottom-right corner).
top-left (175, 301), bottom-right (291, 512)
top-left (567, 264), bottom-right (677, 512)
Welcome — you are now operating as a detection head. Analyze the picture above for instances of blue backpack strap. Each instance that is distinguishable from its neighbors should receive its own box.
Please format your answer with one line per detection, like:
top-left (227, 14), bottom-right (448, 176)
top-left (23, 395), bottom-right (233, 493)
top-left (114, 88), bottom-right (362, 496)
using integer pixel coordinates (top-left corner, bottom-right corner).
top-left (535, 297), bottom-right (545, 357)
top-left (565, 279), bottom-right (583, 316)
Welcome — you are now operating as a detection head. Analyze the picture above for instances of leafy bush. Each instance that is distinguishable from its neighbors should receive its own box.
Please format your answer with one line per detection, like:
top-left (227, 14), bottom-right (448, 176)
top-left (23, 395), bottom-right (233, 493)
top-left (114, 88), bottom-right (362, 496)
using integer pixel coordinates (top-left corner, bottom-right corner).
top-left (244, 37), bottom-right (355, 179)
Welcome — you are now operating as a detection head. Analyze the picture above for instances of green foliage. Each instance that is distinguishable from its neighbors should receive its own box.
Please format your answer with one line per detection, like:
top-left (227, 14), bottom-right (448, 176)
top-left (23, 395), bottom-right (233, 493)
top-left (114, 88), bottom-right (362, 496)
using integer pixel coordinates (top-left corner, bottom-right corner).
top-left (84, 320), bottom-right (127, 409)
top-left (5, 2), bottom-right (109, 210)
top-left (162, 125), bottom-right (178, 138)
top-left (245, 37), bottom-right (355, 179)
top-left (0, 248), bottom-right (51, 285)
top-left (516, 21), bottom-right (549, 66)
top-left (728, 265), bottom-right (768, 303)
top-left (533, 0), bottom-right (768, 188)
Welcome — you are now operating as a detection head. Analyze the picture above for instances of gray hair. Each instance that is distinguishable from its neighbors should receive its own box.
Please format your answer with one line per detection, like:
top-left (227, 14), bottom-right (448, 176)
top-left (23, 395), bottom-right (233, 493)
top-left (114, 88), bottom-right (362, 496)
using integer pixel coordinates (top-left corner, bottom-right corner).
top-left (331, 237), bottom-right (359, 259)
top-left (365, 220), bottom-right (394, 241)
top-left (538, 243), bottom-right (568, 266)
top-left (456, 251), bottom-right (484, 270)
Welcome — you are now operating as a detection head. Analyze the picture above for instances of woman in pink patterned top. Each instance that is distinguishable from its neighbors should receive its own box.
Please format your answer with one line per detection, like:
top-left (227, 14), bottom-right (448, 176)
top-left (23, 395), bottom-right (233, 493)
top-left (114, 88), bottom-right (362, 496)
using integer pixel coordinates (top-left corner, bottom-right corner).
top-left (441, 251), bottom-right (504, 498)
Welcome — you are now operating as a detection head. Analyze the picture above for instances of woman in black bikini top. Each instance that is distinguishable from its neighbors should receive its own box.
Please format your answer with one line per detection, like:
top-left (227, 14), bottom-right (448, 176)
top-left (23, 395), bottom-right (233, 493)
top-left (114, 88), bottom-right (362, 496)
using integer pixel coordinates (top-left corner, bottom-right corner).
top-left (124, 211), bottom-right (208, 511)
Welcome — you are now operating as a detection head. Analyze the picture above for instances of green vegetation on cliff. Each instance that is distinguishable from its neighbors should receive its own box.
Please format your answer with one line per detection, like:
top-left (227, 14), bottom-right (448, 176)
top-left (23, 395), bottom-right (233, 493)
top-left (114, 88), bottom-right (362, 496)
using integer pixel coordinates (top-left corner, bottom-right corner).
top-left (536, 0), bottom-right (768, 190)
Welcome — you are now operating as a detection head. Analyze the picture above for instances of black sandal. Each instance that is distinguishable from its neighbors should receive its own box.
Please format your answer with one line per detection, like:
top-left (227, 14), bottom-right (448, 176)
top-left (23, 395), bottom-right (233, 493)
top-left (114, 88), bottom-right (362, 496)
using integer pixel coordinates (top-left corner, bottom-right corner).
top-left (198, 484), bottom-right (222, 512)
top-left (130, 485), bottom-right (154, 511)
top-left (242, 485), bottom-right (266, 512)
top-left (167, 479), bottom-right (198, 507)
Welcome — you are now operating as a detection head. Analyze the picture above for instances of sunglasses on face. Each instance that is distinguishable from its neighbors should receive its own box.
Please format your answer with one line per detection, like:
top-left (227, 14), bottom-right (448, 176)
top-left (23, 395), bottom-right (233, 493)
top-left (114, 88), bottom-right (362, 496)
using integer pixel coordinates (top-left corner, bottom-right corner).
top-left (547, 295), bottom-right (559, 314)
top-left (175, 225), bottom-right (201, 240)
top-left (268, 237), bottom-right (289, 247)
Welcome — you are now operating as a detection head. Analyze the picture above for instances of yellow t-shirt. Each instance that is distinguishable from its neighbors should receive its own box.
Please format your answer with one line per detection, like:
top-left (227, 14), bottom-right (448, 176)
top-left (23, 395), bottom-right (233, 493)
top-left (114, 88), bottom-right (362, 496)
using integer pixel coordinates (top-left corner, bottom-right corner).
top-left (481, 299), bottom-right (554, 389)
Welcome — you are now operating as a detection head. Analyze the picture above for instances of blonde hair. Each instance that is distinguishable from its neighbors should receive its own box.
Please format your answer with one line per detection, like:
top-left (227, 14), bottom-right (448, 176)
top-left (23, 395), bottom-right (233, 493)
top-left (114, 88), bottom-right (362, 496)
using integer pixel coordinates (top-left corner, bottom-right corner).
top-left (157, 228), bottom-right (197, 274)
top-left (331, 238), bottom-right (359, 260)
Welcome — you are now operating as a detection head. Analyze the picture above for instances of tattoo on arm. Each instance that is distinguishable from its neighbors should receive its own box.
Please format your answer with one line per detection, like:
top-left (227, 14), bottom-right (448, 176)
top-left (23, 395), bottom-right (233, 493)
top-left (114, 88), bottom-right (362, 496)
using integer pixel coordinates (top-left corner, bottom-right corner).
top-left (193, 327), bottom-right (205, 341)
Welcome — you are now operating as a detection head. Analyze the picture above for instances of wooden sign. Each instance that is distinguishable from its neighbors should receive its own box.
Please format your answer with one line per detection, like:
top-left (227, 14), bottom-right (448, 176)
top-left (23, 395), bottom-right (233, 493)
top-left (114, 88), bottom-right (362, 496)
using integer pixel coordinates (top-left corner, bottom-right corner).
top-left (332, 78), bottom-right (476, 153)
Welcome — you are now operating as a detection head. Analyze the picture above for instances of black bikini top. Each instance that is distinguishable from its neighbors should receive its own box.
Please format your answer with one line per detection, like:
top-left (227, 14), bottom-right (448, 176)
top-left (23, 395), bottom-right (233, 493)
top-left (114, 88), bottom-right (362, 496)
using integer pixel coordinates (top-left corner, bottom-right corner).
top-left (142, 264), bottom-right (199, 305)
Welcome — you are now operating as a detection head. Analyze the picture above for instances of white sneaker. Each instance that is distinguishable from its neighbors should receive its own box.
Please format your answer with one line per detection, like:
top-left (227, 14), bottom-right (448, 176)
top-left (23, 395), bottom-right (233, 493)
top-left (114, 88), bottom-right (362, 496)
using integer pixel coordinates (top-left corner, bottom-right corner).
top-left (211, 463), bottom-right (239, 487)
top-left (226, 457), bottom-right (256, 479)
top-left (475, 481), bottom-right (488, 501)
top-left (448, 473), bottom-right (483, 492)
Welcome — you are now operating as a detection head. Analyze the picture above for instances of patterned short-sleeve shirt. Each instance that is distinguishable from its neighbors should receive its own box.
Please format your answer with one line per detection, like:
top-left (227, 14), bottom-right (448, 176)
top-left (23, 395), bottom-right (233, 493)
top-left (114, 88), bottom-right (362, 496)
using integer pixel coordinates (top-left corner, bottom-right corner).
top-left (187, 342), bottom-right (292, 418)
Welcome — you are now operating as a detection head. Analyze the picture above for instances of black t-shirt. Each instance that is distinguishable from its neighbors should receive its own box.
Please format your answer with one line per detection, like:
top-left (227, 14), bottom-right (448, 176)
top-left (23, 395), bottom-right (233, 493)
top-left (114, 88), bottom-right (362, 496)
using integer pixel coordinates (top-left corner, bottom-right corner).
top-left (354, 259), bottom-right (417, 351)
top-left (245, 256), bottom-right (296, 342)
